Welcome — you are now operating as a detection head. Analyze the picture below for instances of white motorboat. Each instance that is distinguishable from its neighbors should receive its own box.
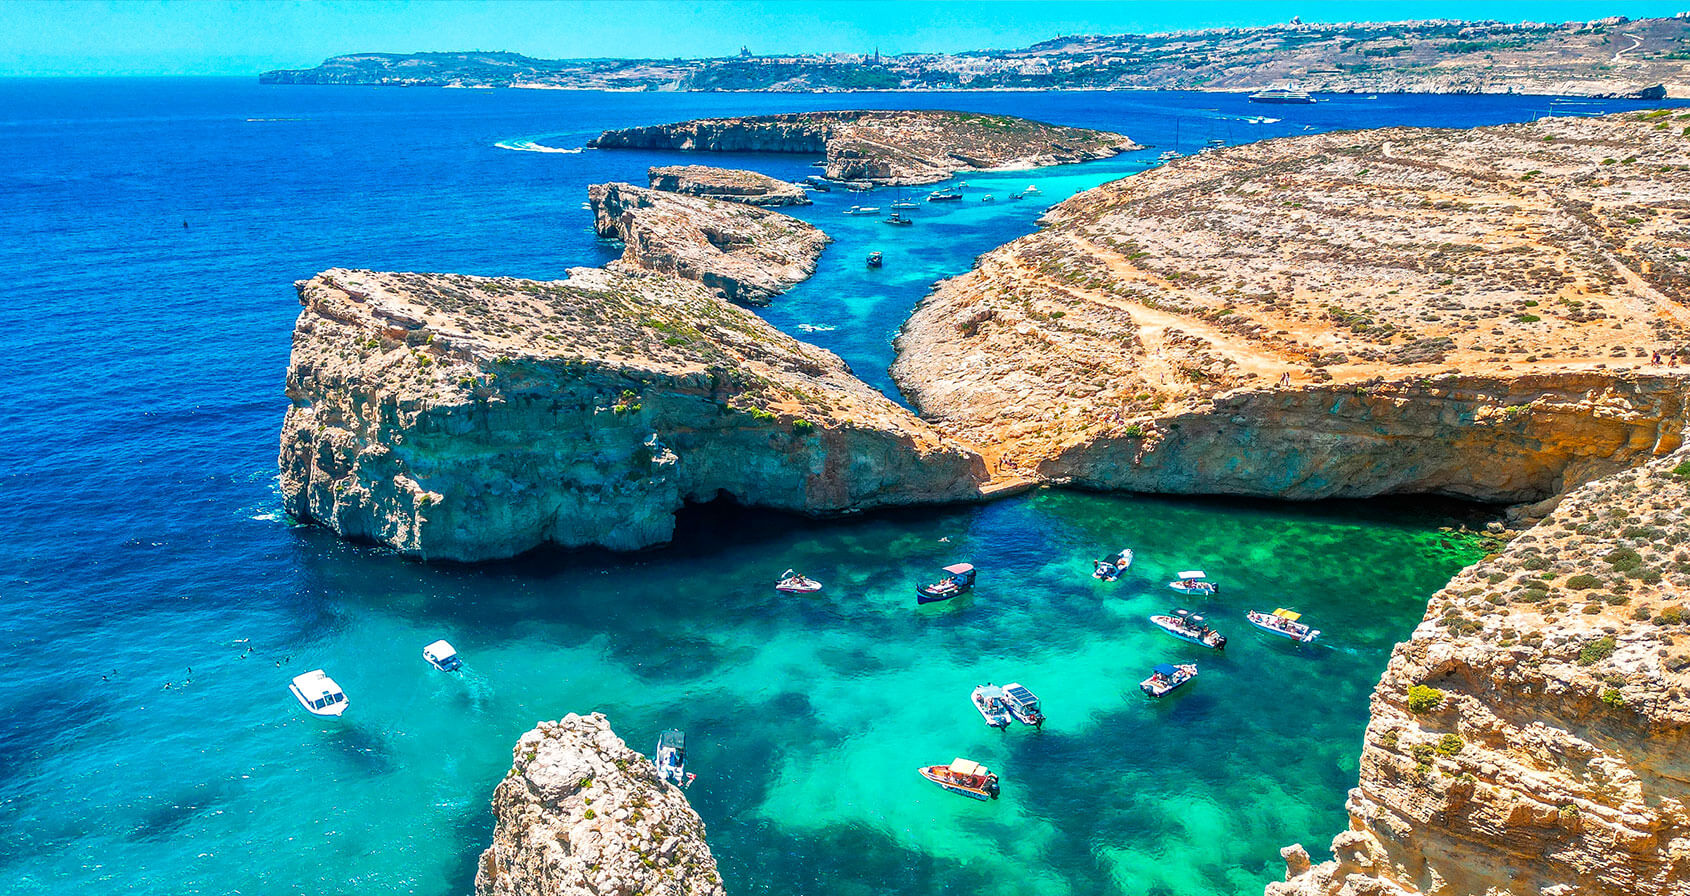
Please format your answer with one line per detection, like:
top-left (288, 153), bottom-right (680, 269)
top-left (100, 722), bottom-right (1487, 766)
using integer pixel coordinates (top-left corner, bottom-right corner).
top-left (1140, 662), bottom-right (1197, 698)
top-left (971, 684), bottom-right (1011, 728)
top-left (1149, 609), bottom-right (1227, 649)
top-left (844, 206), bottom-right (880, 215)
top-left (1093, 548), bottom-right (1133, 581)
top-left (290, 669), bottom-right (349, 718)
top-left (1168, 570), bottom-right (1218, 596)
top-left (655, 728), bottom-right (695, 788)
top-left (776, 569), bottom-right (823, 593)
top-left (1022, 184), bottom-right (1041, 195)
top-left (1247, 608), bottom-right (1321, 643)
top-left (1001, 682), bottom-right (1044, 727)
top-left (423, 639), bottom-right (462, 672)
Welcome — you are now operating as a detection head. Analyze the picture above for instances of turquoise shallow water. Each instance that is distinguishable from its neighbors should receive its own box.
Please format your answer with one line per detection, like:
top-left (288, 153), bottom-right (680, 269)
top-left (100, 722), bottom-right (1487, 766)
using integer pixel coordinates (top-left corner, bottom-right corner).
top-left (2, 80), bottom-right (1667, 895)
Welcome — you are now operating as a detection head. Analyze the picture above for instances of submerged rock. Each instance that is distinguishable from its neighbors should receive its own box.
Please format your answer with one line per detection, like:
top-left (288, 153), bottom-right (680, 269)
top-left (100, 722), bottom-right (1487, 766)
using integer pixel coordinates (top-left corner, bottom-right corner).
top-left (590, 110), bottom-right (1138, 186)
top-left (589, 182), bottom-right (828, 306)
top-left (279, 267), bottom-right (985, 561)
top-left (476, 713), bottom-right (724, 896)
top-left (648, 164), bottom-right (811, 206)
top-left (893, 111), bottom-right (1690, 506)
top-left (1271, 447), bottom-right (1690, 896)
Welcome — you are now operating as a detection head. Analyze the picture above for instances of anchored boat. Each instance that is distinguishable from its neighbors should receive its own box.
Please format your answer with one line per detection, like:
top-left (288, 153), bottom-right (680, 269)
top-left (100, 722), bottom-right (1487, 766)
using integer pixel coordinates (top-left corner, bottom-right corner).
top-left (1001, 682), bottom-right (1044, 727)
top-left (971, 684), bottom-right (1011, 728)
top-left (866, 251), bottom-right (883, 268)
top-left (1247, 608), bottom-right (1321, 643)
top-left (917, 563), bottom-right (976, 604)
top-left (1249, 86), bottom-right (1314, 104)
top-left (775, 569), bottom-right (822, 593)
top-left (918, 758), bottom-right (1000, 800)
top-left (1149, 609), bottom-right (1226, 649)
top-left (884, 212), bottom-right (913, 226)
top-left (927, 188), bottom-right (963, 202)
top-left (655, 728), bottom-right (696, 788)
top-left (1168, 570), bottom-right (1218, 596)
top-left (289, 669), bottom-right (349, 718)
top-left (1093, 548), bottom-right (1134, 581)
top-left (1140, 662), bottom-right (1198, 698)
top-left (422, 639), bottom-right (462, 671)
top-left (844, 205), bottom-right (880, 216)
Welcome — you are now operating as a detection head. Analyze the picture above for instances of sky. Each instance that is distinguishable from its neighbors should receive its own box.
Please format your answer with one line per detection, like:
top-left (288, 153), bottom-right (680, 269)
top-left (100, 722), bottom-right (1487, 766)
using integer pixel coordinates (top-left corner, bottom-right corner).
top-left (1, 0), bottom-right (1686, 77)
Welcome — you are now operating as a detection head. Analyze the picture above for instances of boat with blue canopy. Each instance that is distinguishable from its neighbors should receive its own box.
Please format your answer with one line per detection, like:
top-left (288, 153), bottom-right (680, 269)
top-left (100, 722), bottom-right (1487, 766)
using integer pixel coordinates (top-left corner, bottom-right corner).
top-left (1139, 662), bottom-right (1198, 698)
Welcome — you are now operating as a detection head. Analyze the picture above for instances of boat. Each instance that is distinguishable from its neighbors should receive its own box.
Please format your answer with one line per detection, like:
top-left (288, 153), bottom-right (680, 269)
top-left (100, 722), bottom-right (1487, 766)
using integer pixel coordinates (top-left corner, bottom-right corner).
top-left (1022, 184), bottom-right (1041, 195)
top-left (655, 728), bottom-right (696, 788)
top-left (1008, 191), bottom-right (1024, 200)
top-left (1168, 570), bottom-right (1218, 596)
top-left (1140, 662), bottom-right (1198, 698)
top-left (884, 212), bottom-right (913, 226)
top-left (917, 758), bottom-right (1000, 800)
top-left (927, 189), bottom-right (963, 202)
top-left (775, 568), bottom-right (822, 593)
top-left (971, 684), bottom-right (1011, 728)
top-left (844, 206), bottom-right (880, 216)
top-left (422, 639), bottom-right (463, 671)
top-left (1158, 150), bottom-right (1182, 161)
top-left (1249, 86), bottom-right (1314, 104)
top-left (289, 669), bottom-right (349, 718)
top-left (1247, 608), bottom-right (1321, 643)
top-left (1001, 682), bottom-right (1044, 727)
top-left (917, 562), bottom-right (976, 604)
top-left (890, 199), bottom-right (919, 209)
top-left (866, 251), bottom-right (883, 268)
top-left (1092, 548), bottom-right (1134, 581)
top-left (801, 175), bottom-right (831, 192)
top-left (980, 194), bottom-right (994, 202)
top-left (1149, 609), bottom-right (1227, 649)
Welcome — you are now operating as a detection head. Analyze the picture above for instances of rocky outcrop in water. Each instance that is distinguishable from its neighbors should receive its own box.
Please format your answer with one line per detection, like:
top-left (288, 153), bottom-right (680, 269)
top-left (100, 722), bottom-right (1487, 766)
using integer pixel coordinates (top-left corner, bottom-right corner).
top-left (590, 111), bottom-right (1137, 186)
top-left (648, 165), bottom-right (810, 206)
top-left (1270, 447), bottom-right (1690, 896)
top-left (589, 183), bottom-right (827, 305)
top-left (475, 713), bottom-right (724, 896)
top-left (279, 267), bottom-right (985, 561)
top-left (892, 111), bottom-right (1690, 507)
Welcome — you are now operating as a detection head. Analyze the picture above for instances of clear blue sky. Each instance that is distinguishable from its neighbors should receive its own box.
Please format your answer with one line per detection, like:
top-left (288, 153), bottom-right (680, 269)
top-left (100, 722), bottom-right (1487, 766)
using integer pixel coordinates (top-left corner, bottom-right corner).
top-left (2, 0), bottom-right (1686, 76)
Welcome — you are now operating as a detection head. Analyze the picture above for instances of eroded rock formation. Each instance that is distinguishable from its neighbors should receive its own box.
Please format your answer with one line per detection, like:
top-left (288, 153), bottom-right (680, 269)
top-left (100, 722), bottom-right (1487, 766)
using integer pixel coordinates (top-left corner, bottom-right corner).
top-left (279, 267), bottom-right (986, 561)
top-left (893, 111), bottom-right (1690, 505)
top-left (589, 182), bottom-right (827, 305)
top-left (1271, 447), bottom-right (1690, 896)
top-left (648, 164), bottom-right (810, 206)
top-left (475, 713), bottom-right (724, 896)
top-left (589, 111), bottom-right (1137, 185)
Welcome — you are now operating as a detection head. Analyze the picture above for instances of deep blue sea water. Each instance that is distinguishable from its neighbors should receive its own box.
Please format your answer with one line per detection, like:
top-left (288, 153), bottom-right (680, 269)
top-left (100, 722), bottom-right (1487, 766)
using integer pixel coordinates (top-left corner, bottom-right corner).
top-left (2, 80), bottom-right (1678, 895)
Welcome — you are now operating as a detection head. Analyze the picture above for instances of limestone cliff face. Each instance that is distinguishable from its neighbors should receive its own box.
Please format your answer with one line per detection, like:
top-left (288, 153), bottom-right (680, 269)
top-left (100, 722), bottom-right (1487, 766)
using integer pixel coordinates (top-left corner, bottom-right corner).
top-left (590, 111), bottom-right (1137, 186)
top-left (279, 268), bottom-right (986, 561)
top-left (1271, 448), bottom-right (1690, 896)
top-left (476, 713), bottom-right (724, 896)
top-left (589, 183), bottom-right (827, 306)
top-left (893, 111), bottom-right (1690, 505)
top-left (648, 165), bottom-right (810, 206)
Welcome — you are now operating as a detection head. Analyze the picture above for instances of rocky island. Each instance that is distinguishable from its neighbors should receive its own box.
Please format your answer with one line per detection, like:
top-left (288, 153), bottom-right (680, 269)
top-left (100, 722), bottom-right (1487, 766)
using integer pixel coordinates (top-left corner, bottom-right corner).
top-left (1272, 446), bottom-right (1690, 896)
top-left (589, 110), bottom-right (1137, 185)
top-left (892, 111), bottom-right (1690, 509)
top-left (647, 165), bottom-right (810, 206)
top-left (476, 713), bottom-right (724, 896)
top-left (278, 266), bottom-right (985, 561)
top-left (589, 182), bottom-right (827, 305)
top-left (260, 16), bottom-right (1689, 96)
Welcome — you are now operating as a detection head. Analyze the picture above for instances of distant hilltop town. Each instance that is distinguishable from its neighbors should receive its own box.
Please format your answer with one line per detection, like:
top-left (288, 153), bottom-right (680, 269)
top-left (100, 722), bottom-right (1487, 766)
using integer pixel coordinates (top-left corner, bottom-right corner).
top-left (261, 15), bottom-right (1688, 96)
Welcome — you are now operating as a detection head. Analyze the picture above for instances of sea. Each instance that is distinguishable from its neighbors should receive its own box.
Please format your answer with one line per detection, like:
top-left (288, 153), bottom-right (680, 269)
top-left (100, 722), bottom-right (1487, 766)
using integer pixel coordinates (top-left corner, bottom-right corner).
top-left (2, 80), bottom-right (1677, 896)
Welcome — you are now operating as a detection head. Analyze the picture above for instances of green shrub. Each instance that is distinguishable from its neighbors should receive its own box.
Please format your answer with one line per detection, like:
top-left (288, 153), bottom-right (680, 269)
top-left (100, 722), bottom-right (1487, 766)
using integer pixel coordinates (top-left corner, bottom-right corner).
top-left (1601, 687), bottom-right (1626, 708)
top-left (791, 418), bottom-right (815, 435)
top-left (1516, 314), bottom-right (1541, 323)
top-left (1407, 684), bottom-right (1445, 714)
top-left (1435, 733), bottom-right (1465, 757)
top-left (1672, 460), bottom-right (1690, 479)
top-left (1566, 573), bottom-right (1603, 590)
top-left (1577, 635), bottom-right (1617, 665)
top-left (1605, 547), bottom-right (1642, 571)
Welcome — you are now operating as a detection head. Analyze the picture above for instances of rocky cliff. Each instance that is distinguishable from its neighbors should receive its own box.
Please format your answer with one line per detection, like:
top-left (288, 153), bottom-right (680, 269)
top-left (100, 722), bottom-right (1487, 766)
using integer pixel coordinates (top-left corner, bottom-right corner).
top-left (589, 111), bottom-right (1137, 186)
top-left (279, 267), bottom-right (986, 561)
top-left (1271, 447), bottom-right (1690, 896)
top-left (589, 182), bottom-right (827, 305)
top-left (648, 165), bottom-right (810, 206)
top-left (893, 111), bottom-right (1690, 506)
top-left (476, 713), bottom-right (724, 896)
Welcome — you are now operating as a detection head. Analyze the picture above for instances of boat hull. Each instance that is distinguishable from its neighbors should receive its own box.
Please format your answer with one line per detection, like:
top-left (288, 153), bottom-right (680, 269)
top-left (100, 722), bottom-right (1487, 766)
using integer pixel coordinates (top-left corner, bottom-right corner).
top-left (1149, 617), bottom-right (1225, 650)
top-left (1247, 617), bottom-right (1320, 643)
top-left (1249, 95), bottom-right (1314, 104)
top-left (916, 585), bottom-right (968, 603)
top-left (918, 766), bottom-right (998, 800)
top-left (1168, 581), bottom-right (1217, 595)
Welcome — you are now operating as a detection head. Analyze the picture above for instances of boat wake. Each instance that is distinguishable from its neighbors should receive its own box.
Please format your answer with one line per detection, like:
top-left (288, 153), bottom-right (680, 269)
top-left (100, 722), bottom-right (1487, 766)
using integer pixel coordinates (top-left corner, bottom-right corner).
top-left (495, 139), bottom-right (583, 154)
top-left (796, 323), bottom-right (837, 333)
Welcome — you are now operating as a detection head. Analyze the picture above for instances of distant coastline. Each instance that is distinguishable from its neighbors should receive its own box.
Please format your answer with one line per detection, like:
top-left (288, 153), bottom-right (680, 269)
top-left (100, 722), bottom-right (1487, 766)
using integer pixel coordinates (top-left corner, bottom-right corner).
top-left (261, 15), bottom-right (1685, 98)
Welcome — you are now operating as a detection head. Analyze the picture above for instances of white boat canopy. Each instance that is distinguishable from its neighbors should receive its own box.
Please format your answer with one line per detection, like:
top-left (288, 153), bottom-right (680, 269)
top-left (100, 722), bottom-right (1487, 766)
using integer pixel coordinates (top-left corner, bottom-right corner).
top-left (1178, 570), bottom-right (1207, 579)
top-left (950, 758), bottom-right (985, 776)
top-left (942, 563), bottom-right (975, 575)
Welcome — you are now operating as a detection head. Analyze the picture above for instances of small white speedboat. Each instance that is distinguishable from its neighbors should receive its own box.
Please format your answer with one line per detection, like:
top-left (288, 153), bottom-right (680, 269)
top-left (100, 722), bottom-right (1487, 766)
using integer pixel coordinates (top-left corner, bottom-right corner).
top-left (1150, 609), bottom-right (1227, 649)
top-left (971, 684), bottom-right (1011, 728)
top-left (776, 569), bottom-right (822, 593)
top-left (1168, 570), bottom-right (1218, 596)
top-left (1140, 662), bottom-right (1197, 698)
top-left (890, 200), bottom-right (919, 209)
top-left (1093, 548), bottom-right (1134, 581)
top-left (423, 639), bottom-right (462, 672)
top-left (1022, 184), bottom-right (1041, 195)
top-left (1247, 608), bottom-right (1321, 643)
top-left (844, 206), bottom-right (880, 216)
top-left (290, 669), bottom-right (349, 718)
